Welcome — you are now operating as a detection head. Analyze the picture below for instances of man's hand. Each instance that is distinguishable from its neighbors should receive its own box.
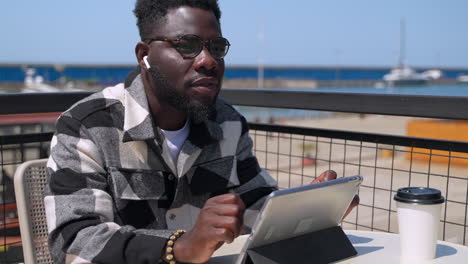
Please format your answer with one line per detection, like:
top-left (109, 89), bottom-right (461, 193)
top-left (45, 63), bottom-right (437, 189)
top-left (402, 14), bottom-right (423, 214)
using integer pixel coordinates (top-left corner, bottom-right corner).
top-left (172, 193), bottom-right (246, 263)
top-left (311, 170), bottom-right (360, 219)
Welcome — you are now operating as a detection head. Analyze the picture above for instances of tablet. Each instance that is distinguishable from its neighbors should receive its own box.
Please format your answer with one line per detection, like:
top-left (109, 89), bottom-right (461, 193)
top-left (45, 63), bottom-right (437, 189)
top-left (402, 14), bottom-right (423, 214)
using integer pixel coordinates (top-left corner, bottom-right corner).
top-left (235, 175), bottom-right (363, 264)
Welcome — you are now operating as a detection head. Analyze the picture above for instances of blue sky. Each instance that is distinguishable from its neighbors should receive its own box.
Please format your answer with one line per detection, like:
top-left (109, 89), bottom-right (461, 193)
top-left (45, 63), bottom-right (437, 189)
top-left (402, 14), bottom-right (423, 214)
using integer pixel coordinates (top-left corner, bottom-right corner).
top-left (2, 0), bottom-right (467, 67)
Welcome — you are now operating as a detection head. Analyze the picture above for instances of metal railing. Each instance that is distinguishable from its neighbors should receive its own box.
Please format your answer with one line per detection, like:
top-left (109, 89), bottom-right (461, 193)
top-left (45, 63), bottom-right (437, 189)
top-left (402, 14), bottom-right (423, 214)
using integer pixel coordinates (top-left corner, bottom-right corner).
top-left (1, 89), bottom-right (468, 262)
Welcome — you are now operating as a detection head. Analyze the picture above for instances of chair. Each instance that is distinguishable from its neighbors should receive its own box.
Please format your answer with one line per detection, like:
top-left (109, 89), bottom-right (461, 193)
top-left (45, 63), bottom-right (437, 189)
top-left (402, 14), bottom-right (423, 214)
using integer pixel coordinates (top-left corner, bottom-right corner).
top-left (14, 159), bottom-right (53, 264)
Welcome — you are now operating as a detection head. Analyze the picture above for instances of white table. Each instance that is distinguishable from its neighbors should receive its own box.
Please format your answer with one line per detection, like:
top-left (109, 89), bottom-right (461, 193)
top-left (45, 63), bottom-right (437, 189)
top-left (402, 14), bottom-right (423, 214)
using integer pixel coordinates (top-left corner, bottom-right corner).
top-left (207, 230), bottom-right (468, 263)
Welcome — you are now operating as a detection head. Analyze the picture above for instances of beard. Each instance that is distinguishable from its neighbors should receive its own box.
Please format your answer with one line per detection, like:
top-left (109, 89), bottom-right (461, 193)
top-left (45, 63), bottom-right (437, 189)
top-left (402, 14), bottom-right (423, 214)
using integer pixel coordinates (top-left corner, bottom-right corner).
top-left (148, 67), bottom-right (215, 124)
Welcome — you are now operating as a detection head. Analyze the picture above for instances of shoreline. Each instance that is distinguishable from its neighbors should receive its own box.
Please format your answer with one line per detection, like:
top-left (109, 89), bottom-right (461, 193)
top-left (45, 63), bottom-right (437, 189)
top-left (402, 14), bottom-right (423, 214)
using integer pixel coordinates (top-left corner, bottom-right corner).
top-left (222, 78), bottom-right (460, 89)
top-left (1, 78), bottom-right (463, 92)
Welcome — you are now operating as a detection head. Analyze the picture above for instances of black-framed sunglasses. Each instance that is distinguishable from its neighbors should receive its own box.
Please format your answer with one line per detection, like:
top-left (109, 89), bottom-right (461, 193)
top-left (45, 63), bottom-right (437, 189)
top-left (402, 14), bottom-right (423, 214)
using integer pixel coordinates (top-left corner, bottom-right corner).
top-left (143, 34), bottom-right (231, 59)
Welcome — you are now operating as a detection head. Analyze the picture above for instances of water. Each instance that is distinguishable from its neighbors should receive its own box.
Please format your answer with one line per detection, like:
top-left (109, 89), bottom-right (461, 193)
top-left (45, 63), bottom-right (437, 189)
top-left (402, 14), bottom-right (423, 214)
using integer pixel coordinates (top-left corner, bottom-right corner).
top-left (235, 84), bottom-right (468, 121)
top-left (236, 106), bottom-right (335, 122)
top-left (300, 84), bottom-right (468, 97)
top-left (2, 65), bottom-right (468, 83)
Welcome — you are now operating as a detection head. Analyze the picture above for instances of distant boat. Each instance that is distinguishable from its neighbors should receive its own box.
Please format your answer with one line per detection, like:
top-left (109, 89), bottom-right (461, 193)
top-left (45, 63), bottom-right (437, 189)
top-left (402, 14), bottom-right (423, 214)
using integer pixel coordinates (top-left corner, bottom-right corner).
top-left (457, 75), bottom-right (468, 83)
top-left (384, 66), bottom-right (427, 86)
top-left (383, 20), bottom-right (441, 86)
top-left (383, 67), bottom-right (442, 86)
top-left (22, 68), bottom-right (61, 93)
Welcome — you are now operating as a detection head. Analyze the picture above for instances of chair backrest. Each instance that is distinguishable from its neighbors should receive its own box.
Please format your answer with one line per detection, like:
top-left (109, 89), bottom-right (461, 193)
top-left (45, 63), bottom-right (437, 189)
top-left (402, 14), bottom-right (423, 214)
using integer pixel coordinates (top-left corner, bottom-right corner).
top-left (13, 159), bottom-right (53, 264)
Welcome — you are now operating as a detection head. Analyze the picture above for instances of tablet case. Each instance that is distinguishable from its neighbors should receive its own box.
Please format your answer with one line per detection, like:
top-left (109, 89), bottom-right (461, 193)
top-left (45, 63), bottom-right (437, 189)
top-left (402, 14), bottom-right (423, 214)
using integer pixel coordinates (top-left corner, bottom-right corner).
top-left (243, 226), bottom-right (356, 264)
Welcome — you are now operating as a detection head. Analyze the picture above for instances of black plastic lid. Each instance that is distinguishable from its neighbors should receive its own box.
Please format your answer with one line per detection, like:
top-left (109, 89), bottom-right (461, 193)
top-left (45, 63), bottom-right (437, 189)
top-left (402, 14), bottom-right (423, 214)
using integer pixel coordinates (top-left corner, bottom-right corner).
top-left (394, 187), bottom-right (445, 205)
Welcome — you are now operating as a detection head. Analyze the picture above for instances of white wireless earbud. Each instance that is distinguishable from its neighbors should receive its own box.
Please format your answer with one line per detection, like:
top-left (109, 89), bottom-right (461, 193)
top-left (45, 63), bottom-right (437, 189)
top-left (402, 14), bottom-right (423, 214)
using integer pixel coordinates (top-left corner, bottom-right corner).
top-left (143, 56), bottom-right (151, 69)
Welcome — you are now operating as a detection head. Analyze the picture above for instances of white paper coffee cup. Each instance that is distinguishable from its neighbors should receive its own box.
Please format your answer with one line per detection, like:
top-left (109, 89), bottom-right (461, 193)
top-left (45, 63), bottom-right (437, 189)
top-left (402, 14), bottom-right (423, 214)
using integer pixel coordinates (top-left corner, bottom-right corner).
top-left (394, 187), bottom-right (444, 262)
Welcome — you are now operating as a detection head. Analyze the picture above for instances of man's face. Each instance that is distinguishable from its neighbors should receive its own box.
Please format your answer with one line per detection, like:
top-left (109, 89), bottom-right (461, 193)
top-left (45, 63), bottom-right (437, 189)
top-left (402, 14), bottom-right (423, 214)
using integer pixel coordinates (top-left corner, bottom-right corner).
top-left (145, 7), bottom-right (225, 123)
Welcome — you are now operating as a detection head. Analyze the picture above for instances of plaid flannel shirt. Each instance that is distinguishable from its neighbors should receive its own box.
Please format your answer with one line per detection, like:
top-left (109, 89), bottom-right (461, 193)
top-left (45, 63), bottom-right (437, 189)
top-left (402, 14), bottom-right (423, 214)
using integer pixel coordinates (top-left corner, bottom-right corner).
top-left (44, 70), bottom-right (278, 264)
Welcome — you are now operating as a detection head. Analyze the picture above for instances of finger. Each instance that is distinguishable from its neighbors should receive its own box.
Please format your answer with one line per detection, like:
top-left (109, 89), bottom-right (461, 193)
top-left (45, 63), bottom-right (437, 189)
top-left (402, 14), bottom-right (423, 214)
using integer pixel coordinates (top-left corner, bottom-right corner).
top-left (214, 241), bottom-right (225, 251)
top-left (208, 194), bottom-right (246, 217)
top-left (208, 193), bottom-right (244, 207)
top-left (310, 170), bottom-right (337, 184)
top-left (212, 204), bottom-right (244, 217)
top-left (343, 195), bottom-right (360, 219)
top-left (240, 225), bottom-right (248, 235)
top-left (204, 197), bottom-right (245, 218)
top-left (214, 227), bottom-right (236, 244)
top-left (214, 215), bottom-right (243, 239)
top-left (323, 170), bottom-right (337, 181)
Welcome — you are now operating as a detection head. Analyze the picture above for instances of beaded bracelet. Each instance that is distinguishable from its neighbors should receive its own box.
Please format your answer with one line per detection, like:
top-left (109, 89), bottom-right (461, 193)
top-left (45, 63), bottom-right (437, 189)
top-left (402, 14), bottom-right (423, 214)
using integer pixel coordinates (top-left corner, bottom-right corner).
top-left (161, 229), bottom-right (186, 264)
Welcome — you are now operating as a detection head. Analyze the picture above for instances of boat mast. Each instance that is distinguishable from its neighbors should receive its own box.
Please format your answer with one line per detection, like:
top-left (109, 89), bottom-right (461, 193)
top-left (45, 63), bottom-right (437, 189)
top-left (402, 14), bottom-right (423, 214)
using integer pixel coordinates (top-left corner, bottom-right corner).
top-left (257, 16), bottom-right (265, 89)
top-left (398, 19), bottom-right (406, 68)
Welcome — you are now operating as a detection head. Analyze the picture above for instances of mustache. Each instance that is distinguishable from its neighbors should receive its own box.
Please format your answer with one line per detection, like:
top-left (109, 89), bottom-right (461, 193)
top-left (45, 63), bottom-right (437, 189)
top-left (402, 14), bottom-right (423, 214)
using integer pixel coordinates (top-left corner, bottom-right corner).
top-left (186, 70), bottom-right (219, 85)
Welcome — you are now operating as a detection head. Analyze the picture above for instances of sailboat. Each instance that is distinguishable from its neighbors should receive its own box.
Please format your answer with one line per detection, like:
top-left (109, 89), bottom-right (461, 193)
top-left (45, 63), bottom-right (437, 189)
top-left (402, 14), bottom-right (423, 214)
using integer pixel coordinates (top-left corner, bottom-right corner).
top-left (383, 66), bottom-right (427, 86)
top-left (383, 20), bottom-right (439, 86)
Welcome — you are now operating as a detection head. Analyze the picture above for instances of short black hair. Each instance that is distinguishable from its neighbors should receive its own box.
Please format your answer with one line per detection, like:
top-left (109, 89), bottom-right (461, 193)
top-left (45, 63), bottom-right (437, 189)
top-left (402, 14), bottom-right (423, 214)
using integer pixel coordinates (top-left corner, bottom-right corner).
top-left (134, 0), bottom-right (221, 39)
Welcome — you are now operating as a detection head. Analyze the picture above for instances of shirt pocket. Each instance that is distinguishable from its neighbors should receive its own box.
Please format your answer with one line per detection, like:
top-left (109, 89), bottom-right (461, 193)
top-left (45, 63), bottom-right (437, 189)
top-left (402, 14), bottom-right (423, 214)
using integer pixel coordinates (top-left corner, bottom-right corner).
top-left (189, 155), bottom-right (239, 195)
top-left (108, 167), bottom-right (171, 229)
top-left (108, 167), bottom-right (168, 200)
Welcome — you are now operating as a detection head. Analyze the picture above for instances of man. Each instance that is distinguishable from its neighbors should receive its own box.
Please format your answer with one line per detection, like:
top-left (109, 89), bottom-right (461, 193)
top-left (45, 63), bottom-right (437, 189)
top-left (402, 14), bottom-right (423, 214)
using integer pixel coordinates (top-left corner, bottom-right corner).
top-left (44, 1), bottom-right (357, 263)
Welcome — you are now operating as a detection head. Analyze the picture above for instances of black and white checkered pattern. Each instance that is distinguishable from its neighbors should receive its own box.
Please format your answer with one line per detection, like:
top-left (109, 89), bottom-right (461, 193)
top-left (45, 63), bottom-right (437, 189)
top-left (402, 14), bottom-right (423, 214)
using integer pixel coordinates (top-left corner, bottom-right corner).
top-left (44, 69), bottom-right (278, 264)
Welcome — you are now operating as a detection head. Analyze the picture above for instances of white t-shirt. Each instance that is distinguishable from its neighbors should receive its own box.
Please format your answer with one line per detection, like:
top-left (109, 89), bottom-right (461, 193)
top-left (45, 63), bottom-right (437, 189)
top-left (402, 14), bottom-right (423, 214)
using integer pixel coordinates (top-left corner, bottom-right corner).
top-left (160, 119), bottom-right (190, 165)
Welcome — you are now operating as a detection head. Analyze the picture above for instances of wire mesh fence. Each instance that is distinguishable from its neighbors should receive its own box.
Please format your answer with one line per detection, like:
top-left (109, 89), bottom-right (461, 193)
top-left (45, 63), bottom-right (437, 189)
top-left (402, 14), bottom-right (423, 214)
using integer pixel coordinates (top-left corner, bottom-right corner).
top-left (249, 123), bottom-right (468, 246)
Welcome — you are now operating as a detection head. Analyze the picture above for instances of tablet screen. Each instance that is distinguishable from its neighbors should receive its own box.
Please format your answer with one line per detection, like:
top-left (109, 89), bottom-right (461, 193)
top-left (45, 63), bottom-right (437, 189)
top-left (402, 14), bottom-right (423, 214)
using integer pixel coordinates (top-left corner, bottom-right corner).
top-left (248, 175), bottom-right (362, 248)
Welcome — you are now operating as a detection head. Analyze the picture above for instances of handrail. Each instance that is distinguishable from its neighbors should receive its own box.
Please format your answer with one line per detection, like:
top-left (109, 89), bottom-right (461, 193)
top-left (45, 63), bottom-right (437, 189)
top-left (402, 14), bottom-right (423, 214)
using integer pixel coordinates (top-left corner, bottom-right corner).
top-left (2, 89), bottom-right (468, 120)
top-left (0, 132), bottom-right (54, 145)
top-left (220, 89), bottom-right (468, 120)
top-left (0, 91), bottom-right (92, 115)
